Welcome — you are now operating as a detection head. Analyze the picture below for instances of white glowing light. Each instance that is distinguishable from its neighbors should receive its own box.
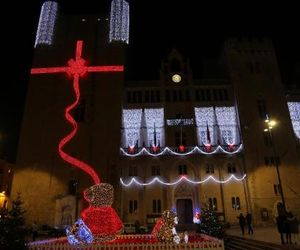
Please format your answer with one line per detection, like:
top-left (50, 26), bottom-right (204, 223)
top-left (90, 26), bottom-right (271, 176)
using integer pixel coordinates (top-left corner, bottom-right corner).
top-left (120, 174), bottom-right (246, 187)
top-left (34, 1), bottom-right (58, 48)
top-left (194, 107), bottom-right (216, 145)
top-left (144, 108), bottom-right (165, 147)
top-left (166, 119), bottom-right (194, 126)
top-left (109, 0), bottom-right (129, 44)
top-left (288, 102), bottom-right (300, 139)
top-left (122, 109), bottom-right (142, 147)
top-left (215, 107), bottom-right (239, 145)
top-left (120, 144), bottom-right (243, 157)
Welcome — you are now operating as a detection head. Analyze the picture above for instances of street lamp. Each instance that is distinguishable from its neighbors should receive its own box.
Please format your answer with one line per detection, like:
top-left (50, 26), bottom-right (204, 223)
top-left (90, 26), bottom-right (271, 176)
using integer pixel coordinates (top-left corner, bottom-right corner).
top-left (264, 118), bottom-right (287, 212)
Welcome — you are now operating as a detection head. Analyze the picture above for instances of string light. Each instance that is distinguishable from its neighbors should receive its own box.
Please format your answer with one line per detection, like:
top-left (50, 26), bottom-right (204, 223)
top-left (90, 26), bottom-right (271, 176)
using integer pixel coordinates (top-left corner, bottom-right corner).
top-left (122, 109), bottom-right (143, 147)
top-left (35, 1), bottom-right (58, 48)
top-left (120, 144), bottom-right (243, 156)
top-left (166, 119), bottom-right (194, 126)
top-left (145, 108), bottom-right (165, 147)
top-left (109, 0), bottom-right (129, 44)
top-left (288, 102), bottom-right (300, 139)
top-left (120, 174), bottom-right (246, 187)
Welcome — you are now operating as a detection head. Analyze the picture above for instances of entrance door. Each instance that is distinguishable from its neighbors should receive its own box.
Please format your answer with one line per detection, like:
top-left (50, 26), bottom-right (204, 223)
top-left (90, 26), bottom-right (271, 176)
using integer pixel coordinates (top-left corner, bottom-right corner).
top-left (176, 199), bottom-right (193, 224)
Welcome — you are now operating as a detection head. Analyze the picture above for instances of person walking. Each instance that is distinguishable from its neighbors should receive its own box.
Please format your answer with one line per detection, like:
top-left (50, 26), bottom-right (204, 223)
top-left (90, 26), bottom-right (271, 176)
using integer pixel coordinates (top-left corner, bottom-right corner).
top-left (237, 213), bottom-right (246, 235)
top-left (246, 212), bottom-right (254, 234)
top-left (276, 214), bottom-right (286, 244)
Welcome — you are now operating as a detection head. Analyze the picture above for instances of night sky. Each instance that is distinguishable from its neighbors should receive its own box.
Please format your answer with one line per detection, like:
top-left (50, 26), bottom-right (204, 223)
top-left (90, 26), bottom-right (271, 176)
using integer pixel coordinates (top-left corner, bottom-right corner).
top-left (1, 0), bottom-right (299, 162)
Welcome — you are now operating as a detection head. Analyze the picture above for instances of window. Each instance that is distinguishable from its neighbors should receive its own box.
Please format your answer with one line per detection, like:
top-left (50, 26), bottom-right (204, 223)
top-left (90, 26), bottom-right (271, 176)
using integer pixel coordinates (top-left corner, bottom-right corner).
top-left (151, 165), bottom-right (160, 176)
top-left (227, 163), bottom-right (237, 173)
top-left (145, 91), bottom-right (149, 102)
top-left (231, 196), bottom-right (241, 210)
top-left (173, 90), bottom-right (178, 102)
top-left (127, 91), bottom-right (132, 103)
top-left (185, 90), bottom-right (190, 101)
top-left (213, 89), bottom-right (218, 101)
top-left (137, 91), bottom-right (142, 103)
top-left (175, 131), bottom-right (186, 147)
top-left (218, 89), bottom-right (224, 101)
top-left (206, 164), bottom-right (214, 174)
top-left (178, 90), bottom-right (183, 102)
top-left (74, 99), bottom-right (86, 122)
top-left (150, 91), bottom-right (155, 103)
top-left (257, 99), bottom-right (268, 119)
top-left (206, 89), bottom-right (211, 101)
top-left (274, 184), bottom-right (282, 195)
top-left (129, 166), bottom-right (137, 176)
top-left (223, 89), bottom-right (229, 100)
top-left (129, 200), bottom-right (138, 213)
top-left (156, 90), bottom-right (160, 102)
top-left (178, 165), bottom-right (187, 175)
top-left (152, 199), bottom-right (162, 213)
top-left (132, 91), bottom-right (137, 103)
top-left (208, 197), bottom-right (218, 211)
top-left (264, 156), bottom-right (280, 166)
top-left (165, 90), bottom-right (170, 102)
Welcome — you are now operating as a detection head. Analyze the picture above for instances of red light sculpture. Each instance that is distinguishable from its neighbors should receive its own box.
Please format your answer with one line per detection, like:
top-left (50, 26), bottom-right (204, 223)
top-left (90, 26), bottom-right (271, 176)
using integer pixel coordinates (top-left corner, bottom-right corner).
top-left (31, 40), bottom-right (124, 241)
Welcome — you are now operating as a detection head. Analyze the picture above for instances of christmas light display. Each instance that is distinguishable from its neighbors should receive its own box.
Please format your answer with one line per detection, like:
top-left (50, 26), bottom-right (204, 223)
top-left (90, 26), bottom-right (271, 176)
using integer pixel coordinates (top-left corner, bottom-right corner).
top-left (193, 208), bottom-right (202, 224)
top-left (120, 174), bottom-right (246, 187)
top-left (166, 118), bottom-right (194, 126)
top-left (194, 107), bottom-right (216, 145)
top-left (66, 218), bottom-right (93, 245)
top-left (215, 107), bottom-right (239, 145)
top-left (120, 144), bottom-right (243, 156)
top-left (109, 0), bottom-right (129, 44)
top-left (288, 102), bottom-right (300, 139)
top-left (34, 1), bottom-right (58, 48)
top-left (145, 108), bottom-right (165, 147)
top-left (31, 40), bottom-right (124, 242)
top-left (122, 109), bottom-right (143, 147)
top-left (157, 210), bottom-right (180, 244)
top-left (81, 184), bottom-right (123, 242)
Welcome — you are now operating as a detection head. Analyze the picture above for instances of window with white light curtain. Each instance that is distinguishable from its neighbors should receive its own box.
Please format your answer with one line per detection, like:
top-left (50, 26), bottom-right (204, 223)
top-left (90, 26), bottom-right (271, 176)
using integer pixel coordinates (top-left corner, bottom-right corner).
top-left (287, 102), bottom-right (300, 139)
top-left (122, 108), bottom-right (165, 148)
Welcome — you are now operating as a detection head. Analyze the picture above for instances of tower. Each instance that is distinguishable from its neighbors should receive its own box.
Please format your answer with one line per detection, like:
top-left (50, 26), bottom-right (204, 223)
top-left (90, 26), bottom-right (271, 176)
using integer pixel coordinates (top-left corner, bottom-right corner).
top-left (224, 37), bottom-right (300, 223)
top-left (11, 1), bottom-right (129, 226)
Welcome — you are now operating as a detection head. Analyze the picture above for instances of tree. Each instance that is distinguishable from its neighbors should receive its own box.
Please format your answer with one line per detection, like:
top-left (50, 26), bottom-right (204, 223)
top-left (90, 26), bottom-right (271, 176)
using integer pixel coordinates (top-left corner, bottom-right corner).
top-left (0, 193), bottom-right (27, 250)
top-left (198, 205), bottom-right (225, 239)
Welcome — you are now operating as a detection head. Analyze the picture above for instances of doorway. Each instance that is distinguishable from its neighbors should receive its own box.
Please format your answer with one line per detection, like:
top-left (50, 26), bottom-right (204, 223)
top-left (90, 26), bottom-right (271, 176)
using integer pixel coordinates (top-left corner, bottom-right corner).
top-left (176, 199), bottom-right (193, 224)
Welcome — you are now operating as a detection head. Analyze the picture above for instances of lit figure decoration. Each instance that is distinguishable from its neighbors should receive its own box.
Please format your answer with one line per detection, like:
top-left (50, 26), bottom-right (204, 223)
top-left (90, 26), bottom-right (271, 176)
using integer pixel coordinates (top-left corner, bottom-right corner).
top-left (109, 0), bottom-right (129, 44)
top-left (287, 102), bottom-right (300, 139)
top-left (66, 218), bottom-right (93, 245)
top-left (35, 1), bottom-right (58, 48)
top-left (31, 40), bottom-right (123, 242)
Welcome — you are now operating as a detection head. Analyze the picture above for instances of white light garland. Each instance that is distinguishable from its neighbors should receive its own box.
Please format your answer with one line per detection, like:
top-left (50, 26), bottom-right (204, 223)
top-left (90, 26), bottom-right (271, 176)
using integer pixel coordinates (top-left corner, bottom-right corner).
top-left (122, 109), bottom-right (142, 147)
top-left (166, 119), bottom-right (194, 126)
top-left (288, 102), bottom-right (300, 139)
top-left (120, 174), bottom-right (246, 187)
top-left (34, 1), bottom-right (58, 48)
top-left (120, 144), bottom-right (243, 157)
top-left (109, 0), bottom-right (129, 44)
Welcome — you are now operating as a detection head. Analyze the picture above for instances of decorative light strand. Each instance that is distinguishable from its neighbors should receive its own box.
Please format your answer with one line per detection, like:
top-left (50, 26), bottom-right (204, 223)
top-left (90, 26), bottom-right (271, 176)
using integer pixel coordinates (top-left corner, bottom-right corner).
top-left (145, 108), bottom-right (165, 147)
top-left (35, 1), bottom-right (58, 48)
top-left (120, 144), bottom-right (243, 157)
top-left (31, 40), bottom-right (124, 184)
top-left (109, 0), bottom-right (129, 44)
top-left (120, 174), bottom-right (247, 187)
top-left (287, 102), bottom-right (300, 139)
top-left (122, 109), bottom-right (143, 147)
top-left (166, 119), bottom-right (194, 126)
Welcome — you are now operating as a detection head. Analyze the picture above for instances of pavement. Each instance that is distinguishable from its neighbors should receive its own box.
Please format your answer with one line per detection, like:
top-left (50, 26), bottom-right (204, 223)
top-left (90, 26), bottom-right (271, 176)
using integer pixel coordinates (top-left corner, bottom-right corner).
top-left (226, 225), bottom-right (300, 248)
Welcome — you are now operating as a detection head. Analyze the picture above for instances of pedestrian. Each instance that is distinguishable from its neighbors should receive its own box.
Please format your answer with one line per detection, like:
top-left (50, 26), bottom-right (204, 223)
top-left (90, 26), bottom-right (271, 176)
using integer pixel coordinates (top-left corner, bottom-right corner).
top-left (237, 213), bottom-right (246, 235)
top-left (246, 212), bottom-right (254, 234)
top-left (32, 221), bottom-right (38, 241)
top-left (287, 212), bottom-right (298, 244)
top-left (276, 215), bottom-right (286, 244)
top-left (134, 220), bottom-right (141, 234)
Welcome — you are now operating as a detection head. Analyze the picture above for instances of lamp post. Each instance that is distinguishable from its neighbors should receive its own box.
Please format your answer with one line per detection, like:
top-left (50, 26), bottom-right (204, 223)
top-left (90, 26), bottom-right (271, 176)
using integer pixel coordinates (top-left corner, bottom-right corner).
top-left (264, 118), bottom-right (287, 212)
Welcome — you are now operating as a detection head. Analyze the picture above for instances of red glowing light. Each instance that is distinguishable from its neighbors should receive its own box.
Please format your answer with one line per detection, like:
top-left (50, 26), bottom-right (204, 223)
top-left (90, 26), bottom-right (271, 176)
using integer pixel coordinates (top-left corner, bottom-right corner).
top-left (31, 40), bottom-right (124, 184)
top-left (179, 145), bottom-right (185, 153)
top-left (205, 144), bottom-right (212, 152)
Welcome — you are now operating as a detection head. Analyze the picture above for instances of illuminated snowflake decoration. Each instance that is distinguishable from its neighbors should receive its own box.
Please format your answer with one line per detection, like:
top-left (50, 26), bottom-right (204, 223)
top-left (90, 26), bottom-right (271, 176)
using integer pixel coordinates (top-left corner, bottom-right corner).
top-left (288, 102), bottom-right (300, 139)
top-left (122, 109), bottom-right (142, 147)
top-left (194, 107), bottom-right (216, 145)
top-left (144, 108), bottom-right (165, 147)
top-left (215, 107), bottom-right (239, 145)
top-left (109, 0), bottom-right (129, 44)
top-left (34, 1), bottom-right (58, 48)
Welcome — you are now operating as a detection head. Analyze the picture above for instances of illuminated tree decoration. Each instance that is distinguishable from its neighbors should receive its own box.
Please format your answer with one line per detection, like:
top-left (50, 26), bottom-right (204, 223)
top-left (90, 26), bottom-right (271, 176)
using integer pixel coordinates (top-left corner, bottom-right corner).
top-left (109, 0), bottom-right (129, 44)
top-left (288, 102), bottom-right (300, 139)
top-left (215, 107), bottom-right (239, 145)
top-left (34, 1), bottom-right (58, 48)
top-left (194, 107), bottom-right (216, 145)
top-left (66, 218), bottom-right (93, 245)
top-left (122, 109), bottom-right (143, 147)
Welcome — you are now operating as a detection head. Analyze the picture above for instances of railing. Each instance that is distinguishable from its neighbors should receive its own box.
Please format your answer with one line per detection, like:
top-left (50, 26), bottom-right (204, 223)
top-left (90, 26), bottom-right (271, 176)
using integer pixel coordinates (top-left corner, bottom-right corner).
top-left (28, 234), bottom-right (224, 250)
